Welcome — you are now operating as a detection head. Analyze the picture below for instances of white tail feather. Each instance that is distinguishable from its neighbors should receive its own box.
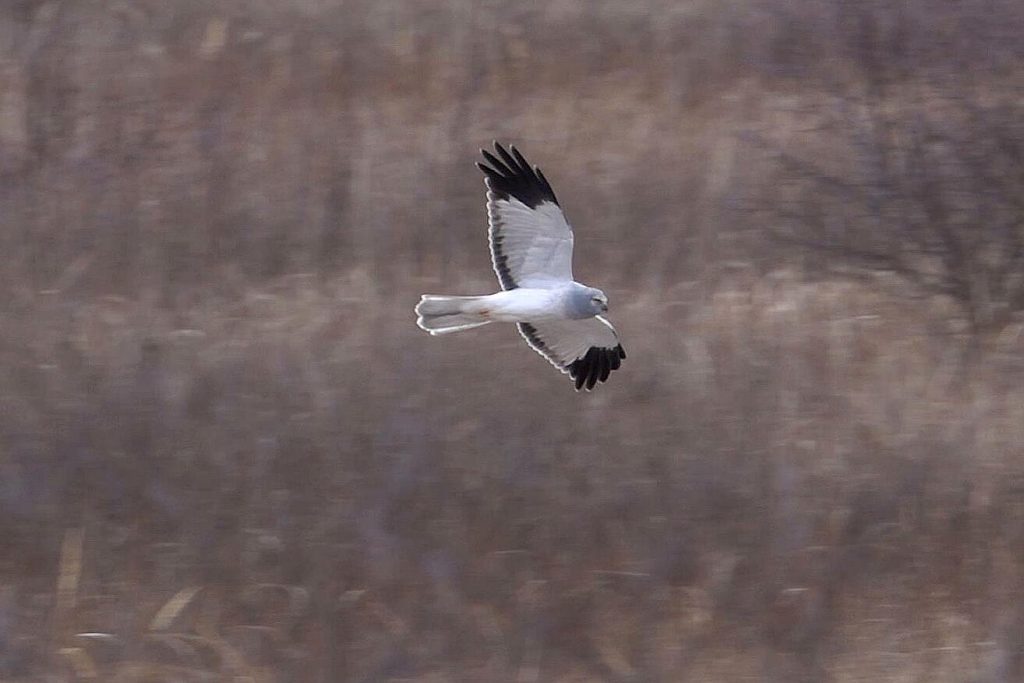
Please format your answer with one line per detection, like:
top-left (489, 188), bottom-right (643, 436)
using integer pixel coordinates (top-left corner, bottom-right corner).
top-left (415, 295), bottom-right (492, 335)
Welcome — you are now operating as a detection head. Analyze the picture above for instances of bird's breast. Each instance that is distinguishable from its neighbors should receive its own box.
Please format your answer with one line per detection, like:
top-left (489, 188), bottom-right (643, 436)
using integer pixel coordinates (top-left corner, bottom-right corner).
top-left (483, 288), bottom-right (567, 322)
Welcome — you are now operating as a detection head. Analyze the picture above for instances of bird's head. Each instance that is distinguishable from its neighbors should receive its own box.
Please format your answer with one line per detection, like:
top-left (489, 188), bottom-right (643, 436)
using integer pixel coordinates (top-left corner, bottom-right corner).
top-left (588, 288), bottom-right (609, 314)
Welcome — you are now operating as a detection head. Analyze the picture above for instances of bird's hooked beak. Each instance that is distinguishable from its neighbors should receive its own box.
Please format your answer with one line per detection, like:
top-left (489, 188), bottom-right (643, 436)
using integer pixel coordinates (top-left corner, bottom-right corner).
top-left (600, 302), bottom-right (609, 313)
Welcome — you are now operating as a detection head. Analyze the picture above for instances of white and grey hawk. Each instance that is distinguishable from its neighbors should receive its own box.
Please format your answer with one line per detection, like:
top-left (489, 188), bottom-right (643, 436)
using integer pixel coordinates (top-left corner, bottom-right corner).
top-left (415, 142), bottom-right (625, 391)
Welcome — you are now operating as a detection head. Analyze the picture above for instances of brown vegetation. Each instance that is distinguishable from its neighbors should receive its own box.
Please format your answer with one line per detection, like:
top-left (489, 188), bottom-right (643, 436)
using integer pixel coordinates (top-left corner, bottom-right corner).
top-left (1, 1), bottom-right (1024, 681)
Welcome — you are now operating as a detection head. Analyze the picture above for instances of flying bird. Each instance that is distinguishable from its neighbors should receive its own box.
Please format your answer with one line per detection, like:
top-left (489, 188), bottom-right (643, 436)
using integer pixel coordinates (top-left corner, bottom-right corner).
top-left (415, 142), bottom-right (625, 391)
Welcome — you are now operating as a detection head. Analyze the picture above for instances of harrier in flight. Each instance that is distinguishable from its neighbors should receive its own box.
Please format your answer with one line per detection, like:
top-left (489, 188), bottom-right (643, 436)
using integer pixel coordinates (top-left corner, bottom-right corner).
top-left (415, 142), bottom-right (625, 391)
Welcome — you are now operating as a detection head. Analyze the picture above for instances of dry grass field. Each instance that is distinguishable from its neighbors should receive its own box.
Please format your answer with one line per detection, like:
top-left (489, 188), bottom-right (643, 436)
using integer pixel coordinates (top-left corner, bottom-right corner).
top-left (2, 1), bottom-right (1024, 681)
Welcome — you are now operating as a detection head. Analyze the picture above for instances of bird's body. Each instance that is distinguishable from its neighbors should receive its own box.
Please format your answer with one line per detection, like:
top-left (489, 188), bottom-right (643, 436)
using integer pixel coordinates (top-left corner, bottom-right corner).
top-left (421, 283), bottom-right (604, 327)
top-left (415, 142), bottom-right (625, 391)
top-left (488, 287), bottom-right (574, 321)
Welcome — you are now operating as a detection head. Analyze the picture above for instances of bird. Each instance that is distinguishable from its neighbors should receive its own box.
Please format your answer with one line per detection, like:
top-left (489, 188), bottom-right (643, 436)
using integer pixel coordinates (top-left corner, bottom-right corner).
top-left (415, 142), bottom-right (625, 391)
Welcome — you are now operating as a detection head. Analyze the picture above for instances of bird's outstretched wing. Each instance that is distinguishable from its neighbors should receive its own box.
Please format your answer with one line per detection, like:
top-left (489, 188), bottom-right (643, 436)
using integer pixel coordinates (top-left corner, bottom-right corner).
top-left (517, 316), bottom-right (626, 391)
top-left (477, 142), bottom-right (574, 290)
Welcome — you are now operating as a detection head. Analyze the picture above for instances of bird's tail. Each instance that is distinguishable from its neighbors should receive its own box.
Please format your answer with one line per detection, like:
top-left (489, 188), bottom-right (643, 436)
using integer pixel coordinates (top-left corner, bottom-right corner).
top-left (415, 295), bottom-right (493, 335)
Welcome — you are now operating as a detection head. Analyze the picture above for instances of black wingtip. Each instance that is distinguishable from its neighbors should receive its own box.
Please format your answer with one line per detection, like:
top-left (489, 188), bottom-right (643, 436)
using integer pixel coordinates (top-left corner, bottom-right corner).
top-left (567, 345), bottom-right (625, 392)
top-left (574, 371), bottom-right (586, 391)
top-left (477, 142), bottom-right (559, 208)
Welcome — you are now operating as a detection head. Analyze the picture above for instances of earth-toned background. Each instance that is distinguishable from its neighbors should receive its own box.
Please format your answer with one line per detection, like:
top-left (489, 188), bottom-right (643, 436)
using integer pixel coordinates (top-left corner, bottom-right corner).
top-left (2, 1), bottom-right (1024, 680)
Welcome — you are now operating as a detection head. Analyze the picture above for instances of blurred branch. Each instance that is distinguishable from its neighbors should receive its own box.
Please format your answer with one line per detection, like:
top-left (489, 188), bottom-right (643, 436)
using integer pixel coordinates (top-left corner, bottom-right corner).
top-left (755, 64), bottom-right (1024, 334)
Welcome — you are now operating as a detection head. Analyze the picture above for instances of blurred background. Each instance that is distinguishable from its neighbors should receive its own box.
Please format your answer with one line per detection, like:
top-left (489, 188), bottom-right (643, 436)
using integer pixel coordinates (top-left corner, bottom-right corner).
top-left (2, 0), bottom-right (1024, 681)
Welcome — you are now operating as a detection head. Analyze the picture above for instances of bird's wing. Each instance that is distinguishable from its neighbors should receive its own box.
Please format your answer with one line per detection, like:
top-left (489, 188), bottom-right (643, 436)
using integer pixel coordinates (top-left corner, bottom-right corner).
top-left (477, 142), bottom-right (574, 290)
top-left (517, 316), bottom-right (626, 391)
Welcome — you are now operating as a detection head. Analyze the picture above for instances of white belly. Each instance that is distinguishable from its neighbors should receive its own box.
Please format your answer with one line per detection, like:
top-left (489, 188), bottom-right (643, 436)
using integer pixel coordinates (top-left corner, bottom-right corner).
top-left (470, 288), bottom-right (568, 322)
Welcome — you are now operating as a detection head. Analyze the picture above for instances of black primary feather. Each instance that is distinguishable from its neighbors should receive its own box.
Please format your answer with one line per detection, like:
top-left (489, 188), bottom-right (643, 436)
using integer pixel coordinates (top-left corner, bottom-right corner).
top-left (477, 142), bottom-right (559, 209)
top-left (565, 344), bottom-right (626, 392)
